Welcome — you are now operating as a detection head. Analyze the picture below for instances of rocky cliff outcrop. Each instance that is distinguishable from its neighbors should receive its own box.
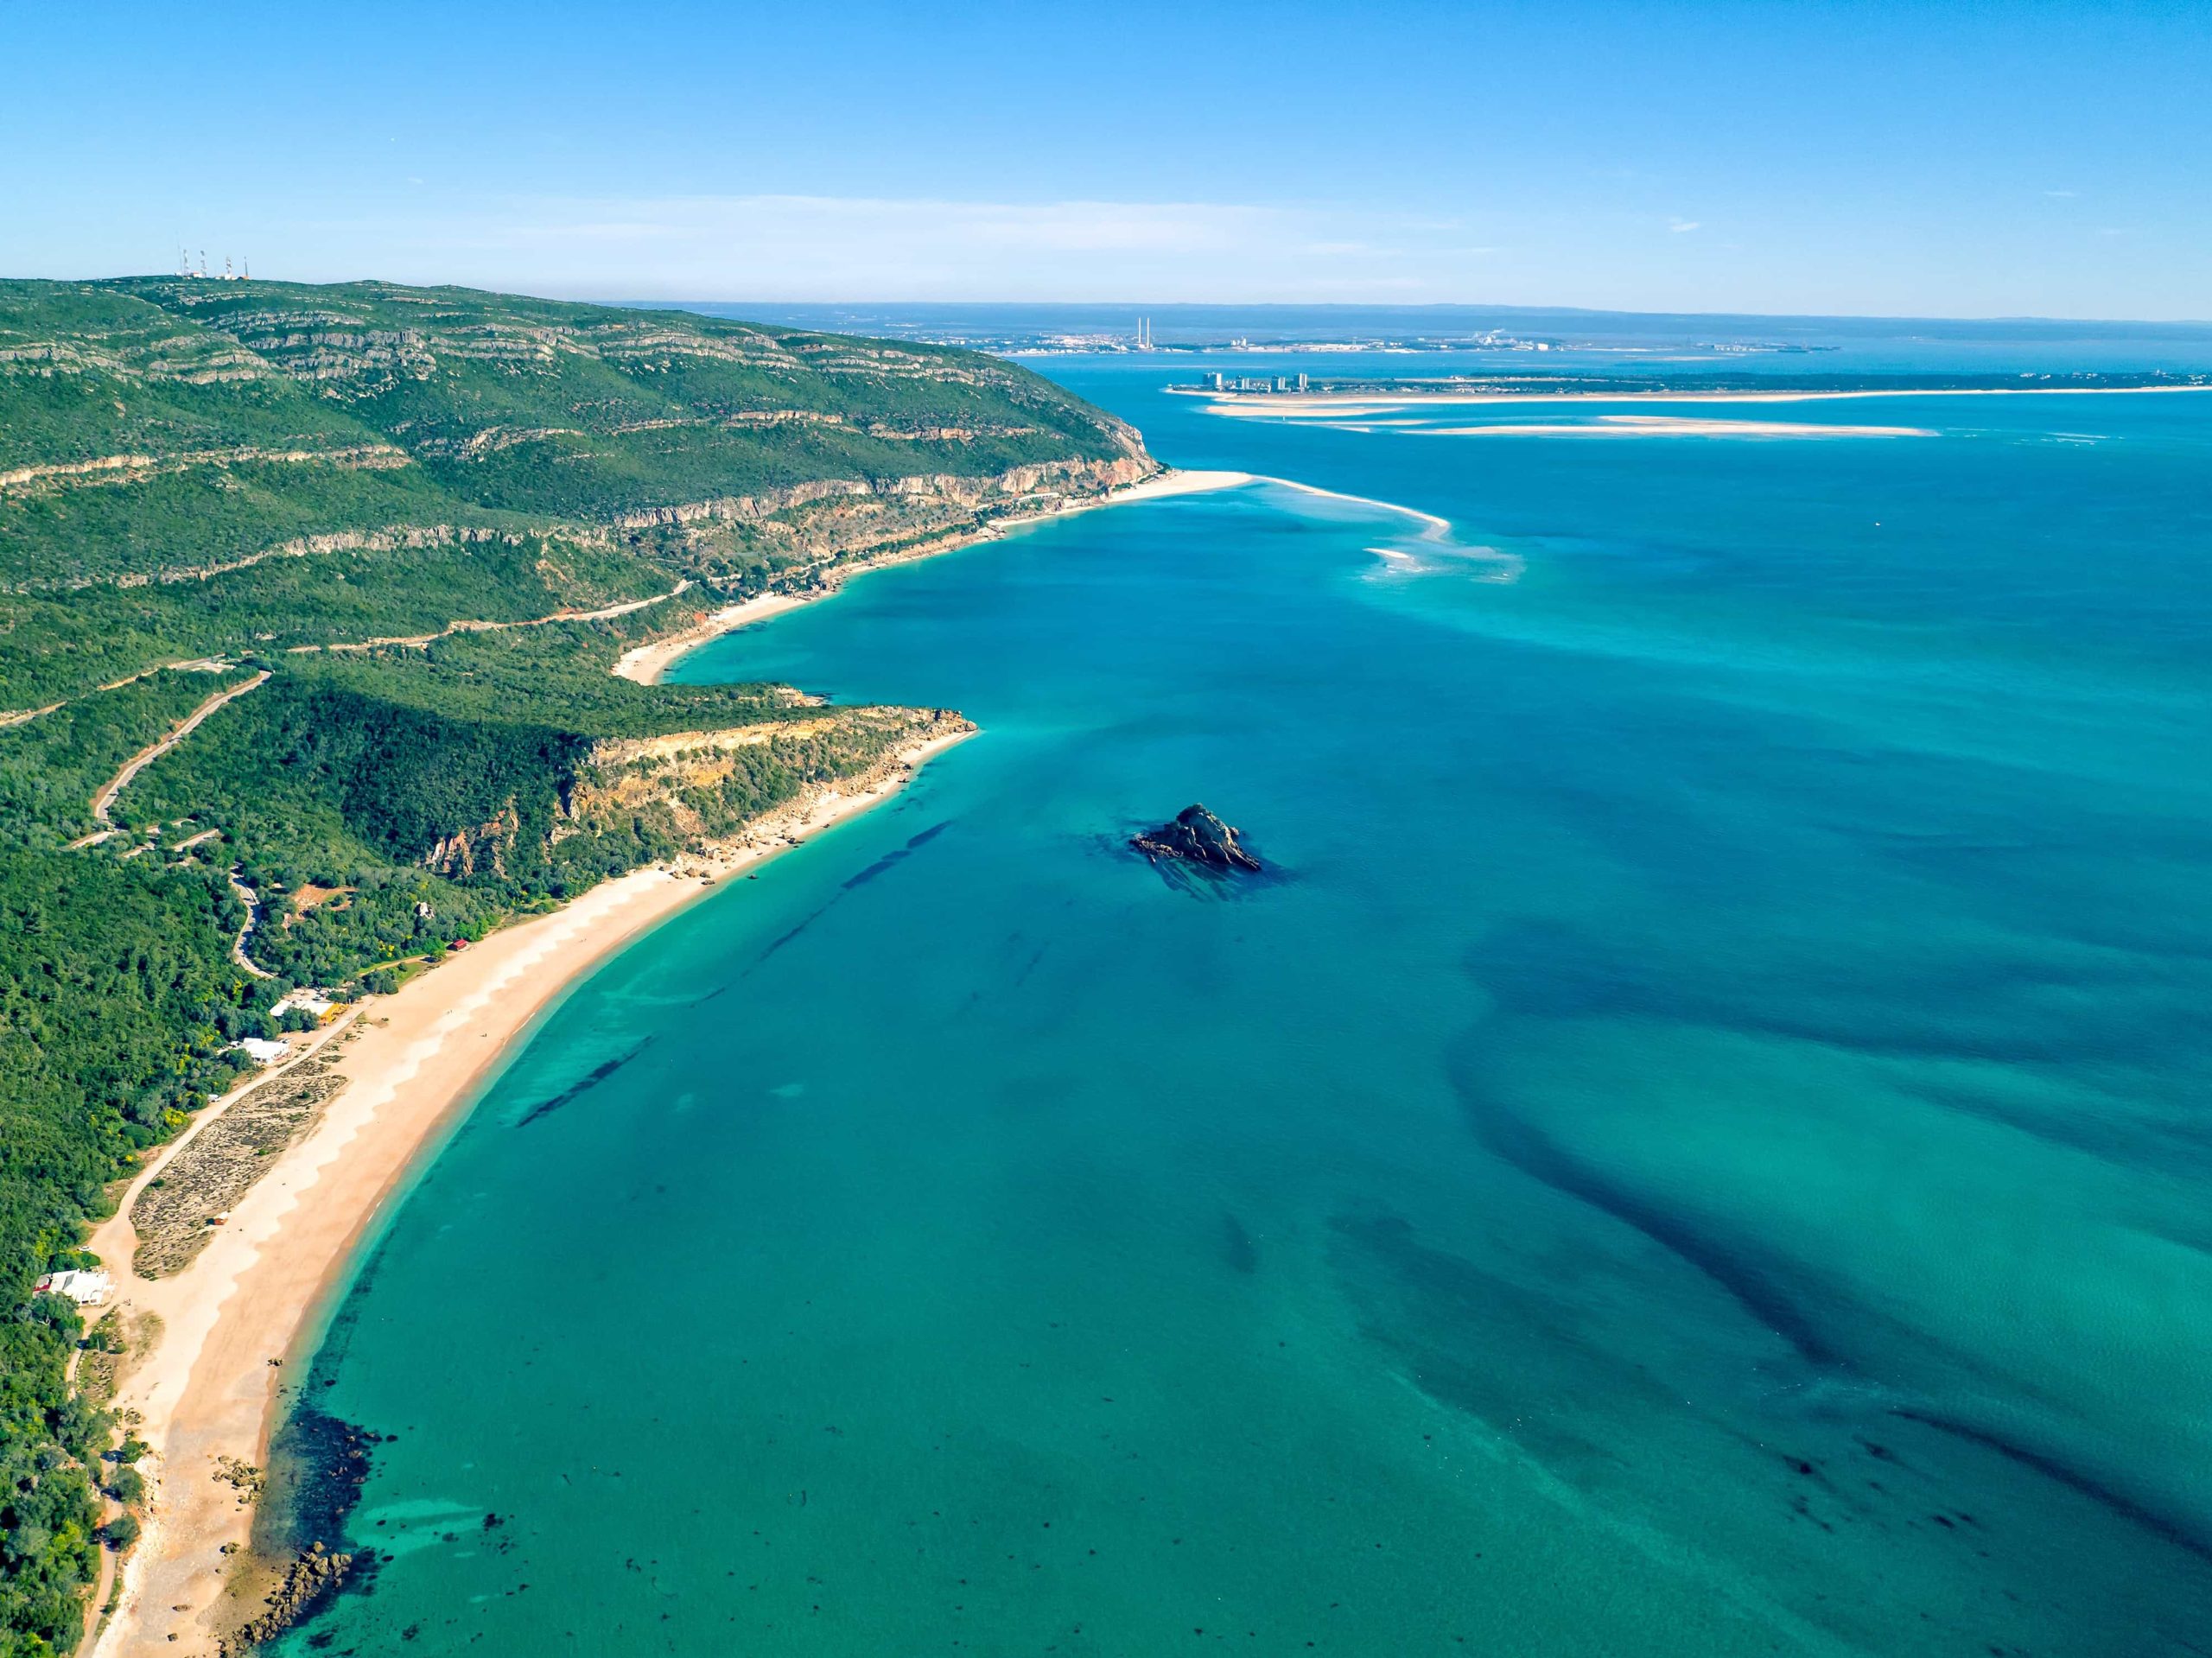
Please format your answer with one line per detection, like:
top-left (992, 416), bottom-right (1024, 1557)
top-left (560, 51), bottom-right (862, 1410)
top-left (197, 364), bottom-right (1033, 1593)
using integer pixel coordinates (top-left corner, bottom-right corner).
top-left (563, 708), bottom-right (969, 846)
top-left (608, 454), bottom-right (1152, 532)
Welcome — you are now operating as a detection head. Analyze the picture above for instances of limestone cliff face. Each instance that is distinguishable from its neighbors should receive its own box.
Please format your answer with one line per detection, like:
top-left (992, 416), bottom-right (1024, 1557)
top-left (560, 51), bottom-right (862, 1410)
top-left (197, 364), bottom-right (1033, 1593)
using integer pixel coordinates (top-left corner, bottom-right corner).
top-left (563, 708), bottom-right (969, 845)
top-left (607, 452), bottom-right (1156, 603)
top-left (421, 803), bottom-right (525, 879)
top-left (609, 452), bottom-right (1152, 532)
top-left (407, 707), bottom-right (965, 878)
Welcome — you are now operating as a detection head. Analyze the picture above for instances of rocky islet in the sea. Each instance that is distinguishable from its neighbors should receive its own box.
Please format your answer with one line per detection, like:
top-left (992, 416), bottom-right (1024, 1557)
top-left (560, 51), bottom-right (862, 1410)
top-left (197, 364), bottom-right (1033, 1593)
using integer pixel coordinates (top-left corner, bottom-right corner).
top-left (1132, 804), bottom-right (1263, 873)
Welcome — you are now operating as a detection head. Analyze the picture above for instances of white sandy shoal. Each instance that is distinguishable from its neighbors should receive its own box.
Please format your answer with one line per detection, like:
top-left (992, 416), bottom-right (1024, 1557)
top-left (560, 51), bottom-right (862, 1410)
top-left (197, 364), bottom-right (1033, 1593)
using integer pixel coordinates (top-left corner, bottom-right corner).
top-left (1420, 415), bottom-right (1937, 438)
top-left (1197, 384), bottom-right (2212, 419)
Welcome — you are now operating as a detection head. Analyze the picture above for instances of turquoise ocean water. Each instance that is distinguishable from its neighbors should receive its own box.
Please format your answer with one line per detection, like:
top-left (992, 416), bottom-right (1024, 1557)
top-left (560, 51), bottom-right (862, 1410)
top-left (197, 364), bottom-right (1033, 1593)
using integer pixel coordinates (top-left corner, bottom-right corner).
top-left (274, 334), bottom-right (2212, 1655)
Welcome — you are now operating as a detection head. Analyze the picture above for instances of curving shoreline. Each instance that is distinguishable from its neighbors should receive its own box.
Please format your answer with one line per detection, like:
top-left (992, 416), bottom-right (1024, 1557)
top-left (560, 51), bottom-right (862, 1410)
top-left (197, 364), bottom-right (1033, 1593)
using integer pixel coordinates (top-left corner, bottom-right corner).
top-left (613, 468), bottom-right (1252, 685)
top-left (89, 727), bottom-right (973, 1657)
top-left (1248, 473), bottom-right (1452, 537)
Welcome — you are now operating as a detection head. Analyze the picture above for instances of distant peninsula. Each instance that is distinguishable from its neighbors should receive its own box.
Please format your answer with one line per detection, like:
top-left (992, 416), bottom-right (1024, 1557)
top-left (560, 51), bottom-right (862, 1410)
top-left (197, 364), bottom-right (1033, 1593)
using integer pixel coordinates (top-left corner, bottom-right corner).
top-left (1173, 368), bottom-right (2212, 403)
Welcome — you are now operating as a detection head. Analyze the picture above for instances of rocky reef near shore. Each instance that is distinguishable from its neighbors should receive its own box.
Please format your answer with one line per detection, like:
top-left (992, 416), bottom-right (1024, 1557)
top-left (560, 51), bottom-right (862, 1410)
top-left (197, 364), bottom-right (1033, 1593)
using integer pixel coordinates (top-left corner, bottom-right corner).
top-left (213, 1544), bottom-right (353, 1656)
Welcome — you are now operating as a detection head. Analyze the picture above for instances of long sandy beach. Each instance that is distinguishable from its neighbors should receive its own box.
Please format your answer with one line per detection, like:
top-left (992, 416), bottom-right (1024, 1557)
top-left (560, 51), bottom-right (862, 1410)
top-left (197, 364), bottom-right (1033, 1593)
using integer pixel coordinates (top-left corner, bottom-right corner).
top-left (89, 727), bottom-right (971, 1657)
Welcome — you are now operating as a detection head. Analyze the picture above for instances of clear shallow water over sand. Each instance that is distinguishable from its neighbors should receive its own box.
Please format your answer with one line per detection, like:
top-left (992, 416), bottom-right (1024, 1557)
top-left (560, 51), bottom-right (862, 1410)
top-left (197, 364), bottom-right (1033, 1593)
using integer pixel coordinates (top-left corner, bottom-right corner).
top-left (277, 346), bottom-right (2212, 1655)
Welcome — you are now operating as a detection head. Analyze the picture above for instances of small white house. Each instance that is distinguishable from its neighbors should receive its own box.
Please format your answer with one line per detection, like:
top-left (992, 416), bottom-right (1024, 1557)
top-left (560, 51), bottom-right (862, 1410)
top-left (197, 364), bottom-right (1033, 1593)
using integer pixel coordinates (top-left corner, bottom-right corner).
top-left (231, 1036), bottom-right (290, 1065)
top-left (35, 1269), bottom-right (113, 1306)
top-left (273, 988), bottom-right (336, 1019)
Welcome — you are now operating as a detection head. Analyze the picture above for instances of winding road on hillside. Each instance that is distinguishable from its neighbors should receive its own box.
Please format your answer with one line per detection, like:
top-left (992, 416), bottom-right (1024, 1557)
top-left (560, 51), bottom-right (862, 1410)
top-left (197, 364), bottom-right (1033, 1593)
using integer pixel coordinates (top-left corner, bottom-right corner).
top-left (75, 671), bottom-right (270, 840)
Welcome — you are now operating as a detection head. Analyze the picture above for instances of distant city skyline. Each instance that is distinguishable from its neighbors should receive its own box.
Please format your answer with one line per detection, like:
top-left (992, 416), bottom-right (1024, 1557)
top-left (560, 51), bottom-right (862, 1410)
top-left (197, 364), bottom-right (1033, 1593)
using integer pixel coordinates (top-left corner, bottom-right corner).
top-left (5, 0), bottom-right (2209, 320)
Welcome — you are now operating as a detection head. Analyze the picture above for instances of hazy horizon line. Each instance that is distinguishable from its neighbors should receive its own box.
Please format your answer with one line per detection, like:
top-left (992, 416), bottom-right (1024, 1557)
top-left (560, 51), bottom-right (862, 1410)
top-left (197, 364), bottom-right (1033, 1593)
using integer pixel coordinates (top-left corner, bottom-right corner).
top-left (24, 272), bottom-right (2212, 331)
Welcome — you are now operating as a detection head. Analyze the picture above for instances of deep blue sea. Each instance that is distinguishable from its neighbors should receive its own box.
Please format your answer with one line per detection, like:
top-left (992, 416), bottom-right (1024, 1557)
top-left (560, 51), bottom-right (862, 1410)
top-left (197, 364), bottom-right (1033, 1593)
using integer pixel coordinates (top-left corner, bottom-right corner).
top-left (276, 326), bottom-right (2212, 1656)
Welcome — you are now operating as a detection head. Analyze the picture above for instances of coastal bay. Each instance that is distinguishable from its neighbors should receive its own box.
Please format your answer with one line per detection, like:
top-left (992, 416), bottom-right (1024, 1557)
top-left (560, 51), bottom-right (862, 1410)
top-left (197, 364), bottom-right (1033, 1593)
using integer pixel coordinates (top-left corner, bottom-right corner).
top-left (0, 278), bottom-right (1179, 1656)
top-left (85, 465), bottom-right (1257, 1657)
top-left (257, 346), bottom-right (2212, 1655)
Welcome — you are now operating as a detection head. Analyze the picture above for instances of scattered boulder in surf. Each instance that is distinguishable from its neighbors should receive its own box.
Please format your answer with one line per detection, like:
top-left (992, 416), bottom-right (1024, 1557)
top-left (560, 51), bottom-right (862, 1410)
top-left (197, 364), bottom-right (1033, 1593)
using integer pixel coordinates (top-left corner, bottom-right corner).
top-left (1132, 804), bottom-right (1262, 873)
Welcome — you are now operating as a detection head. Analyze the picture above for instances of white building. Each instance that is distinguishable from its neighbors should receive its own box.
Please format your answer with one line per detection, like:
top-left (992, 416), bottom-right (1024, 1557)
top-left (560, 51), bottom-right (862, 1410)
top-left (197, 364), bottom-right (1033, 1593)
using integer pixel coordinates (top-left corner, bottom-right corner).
top-left (35, 1268), bottom-right (113, 1306)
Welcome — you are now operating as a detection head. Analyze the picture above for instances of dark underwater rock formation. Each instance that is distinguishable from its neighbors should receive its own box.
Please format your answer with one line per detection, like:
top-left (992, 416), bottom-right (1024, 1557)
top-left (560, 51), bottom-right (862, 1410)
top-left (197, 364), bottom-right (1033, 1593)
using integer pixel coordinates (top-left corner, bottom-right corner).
top-left (1132, 804), bottom-right (1262, 873)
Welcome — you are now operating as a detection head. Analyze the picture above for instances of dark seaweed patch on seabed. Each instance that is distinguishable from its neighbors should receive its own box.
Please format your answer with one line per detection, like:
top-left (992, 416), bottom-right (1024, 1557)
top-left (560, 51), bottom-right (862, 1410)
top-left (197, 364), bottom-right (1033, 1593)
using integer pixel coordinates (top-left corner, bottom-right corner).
top-left (749, 822), bottom-right (953, 972)
top-left (752, 904), bottom-right (831, 967)
top-left (259, 1402), bottom-right (385, 1562)
top-left (1462, 1072), bottom-right (1846, 1369)
top-left (1220, 1211), bottom-right (1259, 1275)
top-left (842, 818), bottom-right (952, 890)
top-left (1451, 1027), bottom-right (2212, 1572)
top-left (514, 1039), bottom-right (652, 1127)
top-left (257, 1243), bottom-right (398, 1636)
top-left (1892, 1409), bottom-right (2212, 1566)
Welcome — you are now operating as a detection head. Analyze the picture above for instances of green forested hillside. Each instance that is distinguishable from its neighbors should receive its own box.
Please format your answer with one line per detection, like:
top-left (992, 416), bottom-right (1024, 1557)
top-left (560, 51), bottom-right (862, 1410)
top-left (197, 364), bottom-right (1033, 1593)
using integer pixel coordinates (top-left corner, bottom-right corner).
top-left (0, 276), bottom-right (1147, 1655)
top-left (2, 278), bottom-right (1137, 588)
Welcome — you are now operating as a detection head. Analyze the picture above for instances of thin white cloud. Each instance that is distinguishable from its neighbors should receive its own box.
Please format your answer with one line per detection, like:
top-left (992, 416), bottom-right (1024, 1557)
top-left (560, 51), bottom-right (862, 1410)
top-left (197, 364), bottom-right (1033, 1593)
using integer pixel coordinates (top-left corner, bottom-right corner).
top-left (1669, 219), bottom-right (1701, 234)
top-left (386, 193), bottom-right (1486, 302)
top-left (490, 194), bottom-right (1275, 256)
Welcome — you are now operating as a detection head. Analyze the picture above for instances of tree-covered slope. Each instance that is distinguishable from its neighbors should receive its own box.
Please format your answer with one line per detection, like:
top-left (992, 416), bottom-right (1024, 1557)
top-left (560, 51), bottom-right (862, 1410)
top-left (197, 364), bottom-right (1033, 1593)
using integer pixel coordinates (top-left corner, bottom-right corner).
top-left (0, 276), bottom-right (1148, 1655)
top-left (3, 277), bottom-right (1141, 590)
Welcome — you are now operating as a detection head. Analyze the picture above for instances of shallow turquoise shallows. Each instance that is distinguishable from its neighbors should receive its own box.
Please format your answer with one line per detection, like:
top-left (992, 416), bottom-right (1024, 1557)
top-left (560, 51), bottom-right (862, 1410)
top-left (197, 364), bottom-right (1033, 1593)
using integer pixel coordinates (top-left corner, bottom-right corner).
top-left (276, 345), bottom-right (2212, 1656)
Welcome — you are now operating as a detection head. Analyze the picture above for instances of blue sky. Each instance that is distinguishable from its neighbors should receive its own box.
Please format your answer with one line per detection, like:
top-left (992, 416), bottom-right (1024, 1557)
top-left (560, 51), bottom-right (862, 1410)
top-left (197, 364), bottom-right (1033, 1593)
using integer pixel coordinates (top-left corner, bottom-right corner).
top-left (4, 0), bottom-right (2207, 317)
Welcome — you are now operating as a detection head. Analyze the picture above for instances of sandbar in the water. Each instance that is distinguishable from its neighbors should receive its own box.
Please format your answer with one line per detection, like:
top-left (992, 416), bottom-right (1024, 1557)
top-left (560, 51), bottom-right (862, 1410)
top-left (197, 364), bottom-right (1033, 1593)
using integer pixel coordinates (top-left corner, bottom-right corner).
top-left (1423, 415), bottom-right (1937, 438)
